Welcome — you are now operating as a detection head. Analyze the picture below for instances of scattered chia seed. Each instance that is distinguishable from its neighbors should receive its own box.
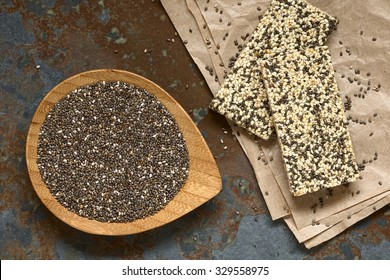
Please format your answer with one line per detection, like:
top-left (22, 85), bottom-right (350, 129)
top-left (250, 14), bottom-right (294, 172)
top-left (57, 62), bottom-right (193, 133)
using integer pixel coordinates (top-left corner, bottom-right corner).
top-left (37, 81), bottom-right (190, 223)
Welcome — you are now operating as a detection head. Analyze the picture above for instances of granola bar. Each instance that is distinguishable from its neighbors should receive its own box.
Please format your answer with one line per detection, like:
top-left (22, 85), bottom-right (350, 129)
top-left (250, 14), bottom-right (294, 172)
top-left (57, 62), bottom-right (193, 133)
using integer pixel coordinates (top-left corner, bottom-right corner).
top-left (262, 46), bottom-right (359, 196)
top-left (209, 0), bottom-right (337, 140)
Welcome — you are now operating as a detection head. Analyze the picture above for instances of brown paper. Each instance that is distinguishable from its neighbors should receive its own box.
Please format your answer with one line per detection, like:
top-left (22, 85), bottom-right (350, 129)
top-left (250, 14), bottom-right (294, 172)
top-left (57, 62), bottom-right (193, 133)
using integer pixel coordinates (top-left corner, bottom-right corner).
top-left (161, 0), bottom-right (221, 94)
top-left (186, 0), bottom-right (387, 229)
top-left (285, 190), bottom-right (390, 244)
top-left (161, 0), bottom-right (390, 246)
top-left (304, 194), bottom-right (390, 248)
top-left (193, 0), bottom-right (390, 230)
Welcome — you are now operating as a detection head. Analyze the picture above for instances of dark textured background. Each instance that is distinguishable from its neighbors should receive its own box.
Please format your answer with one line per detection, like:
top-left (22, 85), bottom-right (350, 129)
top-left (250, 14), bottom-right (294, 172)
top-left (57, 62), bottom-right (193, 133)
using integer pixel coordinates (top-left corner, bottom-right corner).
top-left (0, 0), bottom-right (389, 259)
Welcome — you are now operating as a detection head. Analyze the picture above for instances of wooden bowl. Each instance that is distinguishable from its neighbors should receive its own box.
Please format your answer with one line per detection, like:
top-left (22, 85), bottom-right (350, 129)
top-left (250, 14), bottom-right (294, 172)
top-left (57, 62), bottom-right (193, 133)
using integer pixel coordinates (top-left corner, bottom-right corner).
top-left (26, 69), bottom-right (222, 235)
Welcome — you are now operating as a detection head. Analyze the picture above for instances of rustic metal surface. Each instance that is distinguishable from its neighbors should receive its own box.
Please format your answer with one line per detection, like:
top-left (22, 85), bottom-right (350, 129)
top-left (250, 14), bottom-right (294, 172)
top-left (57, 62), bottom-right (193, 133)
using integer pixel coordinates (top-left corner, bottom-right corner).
top-left (0, 0), bottom-right (389, 259)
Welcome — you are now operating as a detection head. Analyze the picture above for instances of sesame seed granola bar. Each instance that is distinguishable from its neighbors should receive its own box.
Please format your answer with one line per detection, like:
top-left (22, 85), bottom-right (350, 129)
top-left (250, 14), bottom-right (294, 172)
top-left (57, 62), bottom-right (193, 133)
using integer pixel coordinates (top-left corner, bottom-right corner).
top-left (262, 46), bottom-right (359, 196)
top-left (209, 0), bottom-right (337, 140)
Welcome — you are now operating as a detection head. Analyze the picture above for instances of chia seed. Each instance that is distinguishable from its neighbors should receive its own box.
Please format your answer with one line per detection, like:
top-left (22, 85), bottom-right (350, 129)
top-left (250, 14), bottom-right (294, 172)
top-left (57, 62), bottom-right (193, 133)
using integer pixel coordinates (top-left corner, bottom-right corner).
top-left (37, 81), bottom-right (190, 223)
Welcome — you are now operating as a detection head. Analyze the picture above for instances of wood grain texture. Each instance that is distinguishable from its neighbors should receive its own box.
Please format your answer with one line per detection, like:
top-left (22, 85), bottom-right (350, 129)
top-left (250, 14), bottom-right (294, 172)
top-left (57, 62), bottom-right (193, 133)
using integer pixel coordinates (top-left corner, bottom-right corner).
top-left (26, 69), bottom-right (222, 235)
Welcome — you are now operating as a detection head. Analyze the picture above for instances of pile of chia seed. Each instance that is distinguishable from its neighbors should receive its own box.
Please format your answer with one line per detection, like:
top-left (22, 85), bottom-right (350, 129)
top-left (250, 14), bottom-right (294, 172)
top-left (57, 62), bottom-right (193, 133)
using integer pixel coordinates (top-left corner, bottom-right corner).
top-left (37, 81), bottom-right (189, 223)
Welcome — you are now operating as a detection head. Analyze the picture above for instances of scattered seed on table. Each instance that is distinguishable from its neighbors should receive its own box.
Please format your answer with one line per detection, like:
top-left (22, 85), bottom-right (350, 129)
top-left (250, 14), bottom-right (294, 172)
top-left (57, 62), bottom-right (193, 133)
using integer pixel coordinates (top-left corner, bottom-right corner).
top-left (37, 81), bottom-right (190, 223)
top-left (372, 37), bottom-right (377, 41)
